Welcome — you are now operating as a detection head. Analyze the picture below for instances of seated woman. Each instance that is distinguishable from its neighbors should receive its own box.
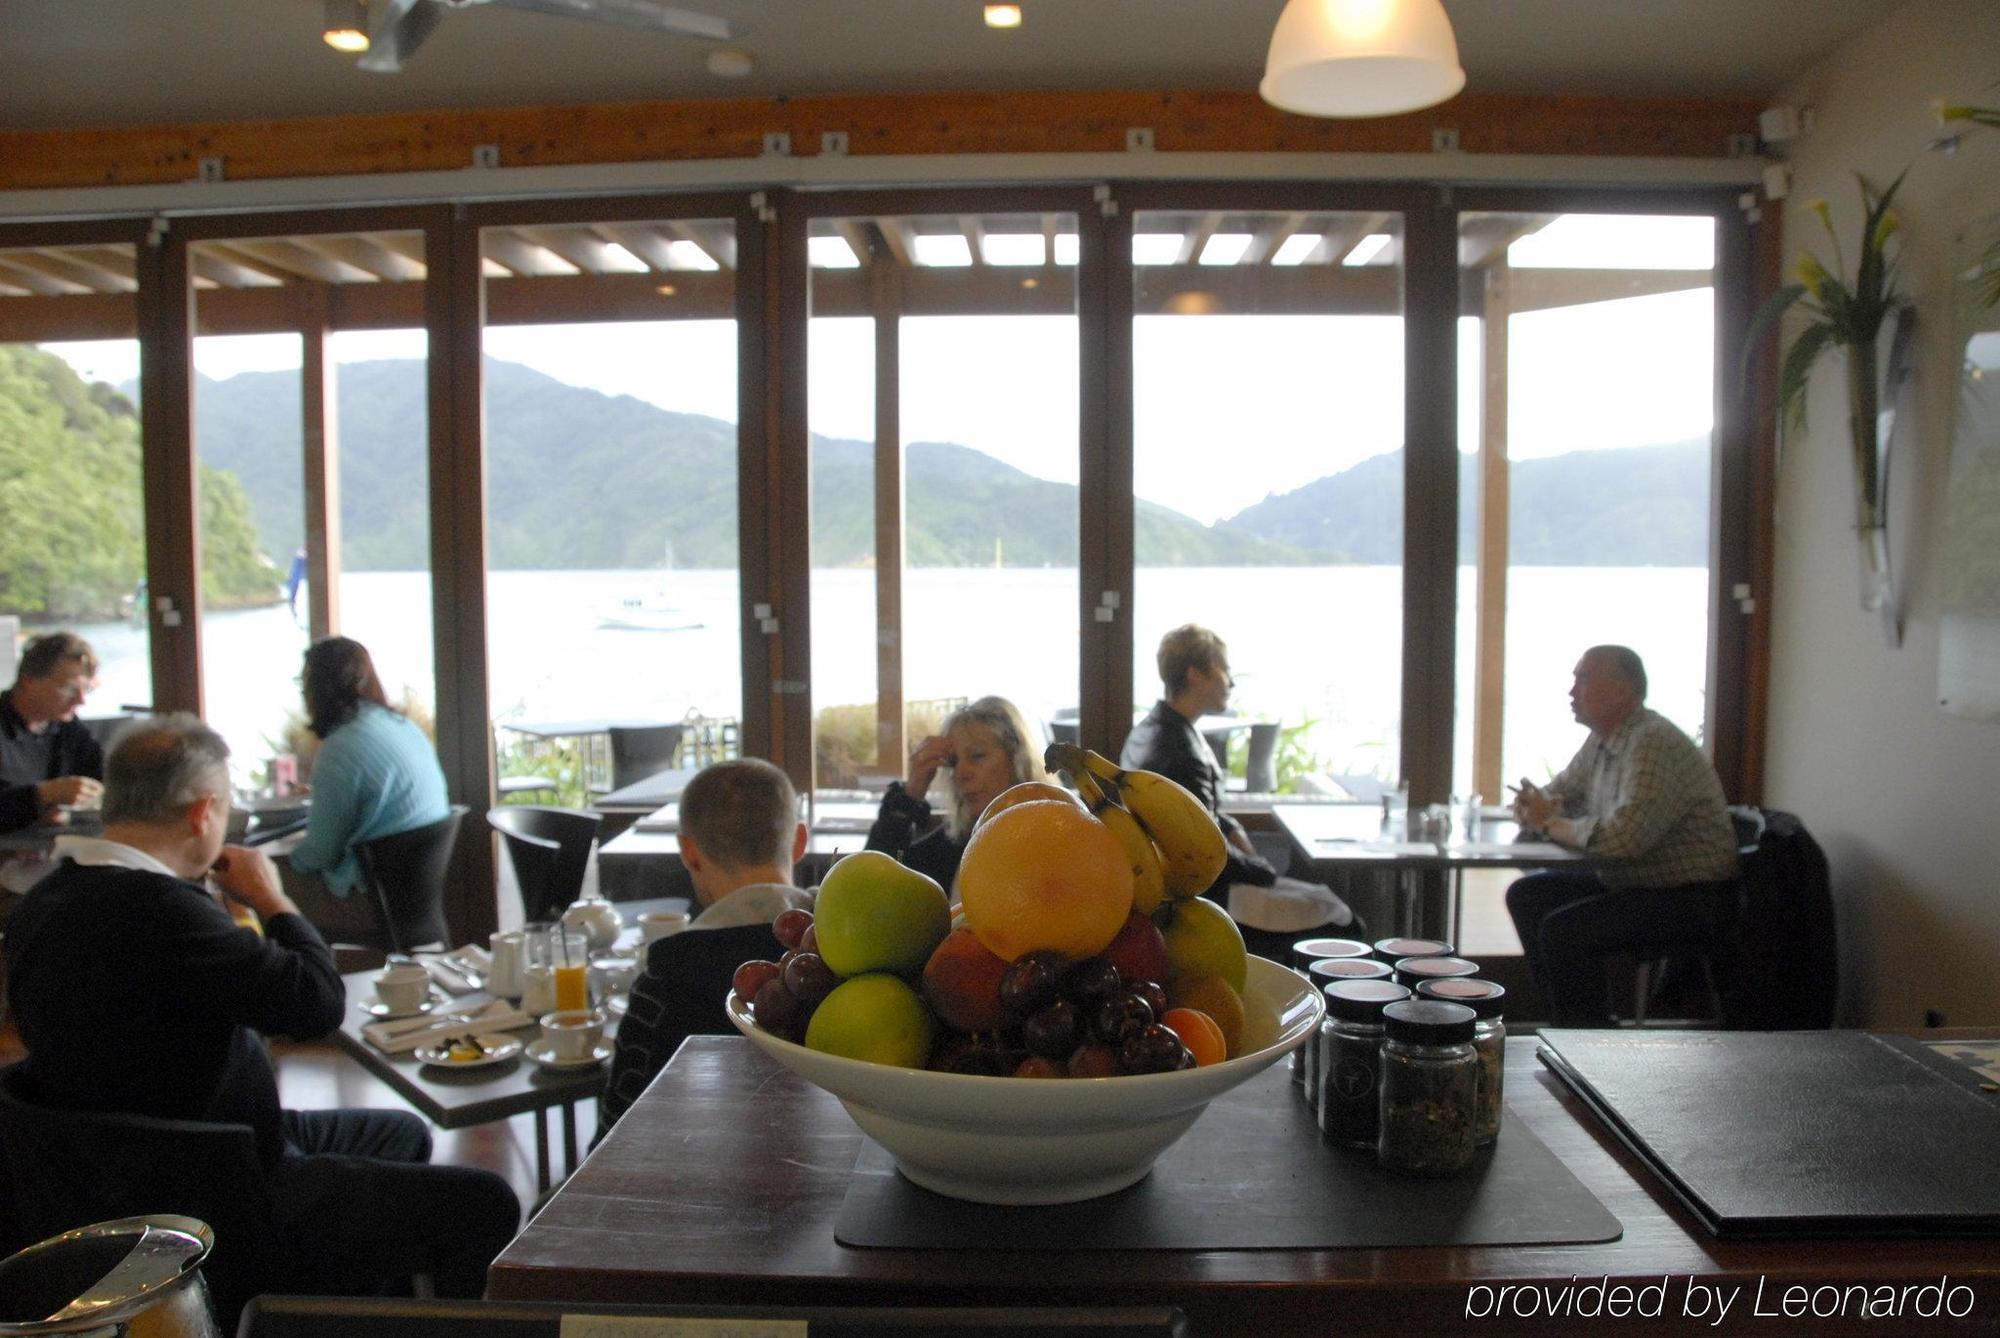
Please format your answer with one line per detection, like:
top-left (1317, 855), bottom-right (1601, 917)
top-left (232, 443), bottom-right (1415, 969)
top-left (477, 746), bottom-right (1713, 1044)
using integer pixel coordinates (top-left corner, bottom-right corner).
top-left (865, 696), bottom-right (1044, 891)
top-left (281, 637), bottom-right (450, 942)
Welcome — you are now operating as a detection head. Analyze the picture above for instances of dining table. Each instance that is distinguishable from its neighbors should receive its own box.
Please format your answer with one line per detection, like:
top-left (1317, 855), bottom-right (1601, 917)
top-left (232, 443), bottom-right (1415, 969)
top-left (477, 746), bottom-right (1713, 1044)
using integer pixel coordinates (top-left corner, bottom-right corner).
top-left (328, 896), bottom-right (687, 1190)
top-left (487, 1032), bottom-right (2000, 1335)
top-left (1271, 802), bottom-right (1584, 942)
top-left (594, 798), bottom-right (879, 900)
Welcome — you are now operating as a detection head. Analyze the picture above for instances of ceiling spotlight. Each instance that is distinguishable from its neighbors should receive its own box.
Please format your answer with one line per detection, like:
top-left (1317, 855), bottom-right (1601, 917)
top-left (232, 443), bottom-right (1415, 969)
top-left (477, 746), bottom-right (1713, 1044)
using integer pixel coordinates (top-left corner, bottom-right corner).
top-left (984, 5), bottom-right (1023, 29)
top-left (706, 47), bottom-right (754, 78)
top-left (323, 0), bottom-right (371, 52)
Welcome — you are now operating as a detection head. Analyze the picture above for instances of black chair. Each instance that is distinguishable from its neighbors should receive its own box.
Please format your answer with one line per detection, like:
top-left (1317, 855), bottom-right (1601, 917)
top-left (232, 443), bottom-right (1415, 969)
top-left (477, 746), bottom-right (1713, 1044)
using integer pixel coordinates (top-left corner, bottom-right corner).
top-left (488, 805), bottom-right (601, 923)
top-left (240, 1296), bottom-right (1189, 1338)
top-left (1047, 720), bottom-right (1081, 747)
top-left (0, 1064), bottom-right (293, 1328)
top-left (352, 805), bottom-right (469, 955)
top-left (1623, 808), bottom-right (1770, 1026)
top-left (598, 725), bottom-right (684, 795)
top-left (1201, 728), bottom-right (1232, 774)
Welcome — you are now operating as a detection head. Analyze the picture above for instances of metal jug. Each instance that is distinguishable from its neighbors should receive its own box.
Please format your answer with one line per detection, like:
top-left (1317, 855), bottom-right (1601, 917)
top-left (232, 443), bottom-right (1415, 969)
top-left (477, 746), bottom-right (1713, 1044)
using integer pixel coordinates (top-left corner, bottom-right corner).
top-left (0, 1215), bottom-right (219, 1337)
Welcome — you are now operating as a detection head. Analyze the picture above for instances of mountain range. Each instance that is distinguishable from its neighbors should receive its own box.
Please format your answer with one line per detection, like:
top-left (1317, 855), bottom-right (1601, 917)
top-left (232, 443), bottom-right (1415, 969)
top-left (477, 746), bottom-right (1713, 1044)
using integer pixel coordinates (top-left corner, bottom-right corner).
top-left (174, 357), bottom-right (1709, 570)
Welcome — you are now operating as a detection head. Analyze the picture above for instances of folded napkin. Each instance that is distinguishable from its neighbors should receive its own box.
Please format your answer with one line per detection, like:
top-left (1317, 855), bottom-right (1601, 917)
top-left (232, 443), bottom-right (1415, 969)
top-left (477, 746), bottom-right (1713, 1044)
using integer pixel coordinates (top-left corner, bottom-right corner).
top-left (363, 999), bottom-right (533, 1054)
top-left (418, 944), bottom-right (492, 995)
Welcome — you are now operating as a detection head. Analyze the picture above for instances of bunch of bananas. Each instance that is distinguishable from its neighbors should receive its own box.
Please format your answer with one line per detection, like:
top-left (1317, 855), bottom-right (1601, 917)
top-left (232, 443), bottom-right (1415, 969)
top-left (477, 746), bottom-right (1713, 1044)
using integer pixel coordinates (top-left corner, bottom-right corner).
top-left (1045, 742), bottom-right (1228, 915)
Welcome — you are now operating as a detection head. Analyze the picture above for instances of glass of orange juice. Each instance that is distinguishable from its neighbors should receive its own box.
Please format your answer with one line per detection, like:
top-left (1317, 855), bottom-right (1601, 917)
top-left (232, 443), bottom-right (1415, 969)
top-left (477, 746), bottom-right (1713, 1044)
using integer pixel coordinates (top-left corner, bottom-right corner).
top-left (553, 930), bottom-right (590, 1011)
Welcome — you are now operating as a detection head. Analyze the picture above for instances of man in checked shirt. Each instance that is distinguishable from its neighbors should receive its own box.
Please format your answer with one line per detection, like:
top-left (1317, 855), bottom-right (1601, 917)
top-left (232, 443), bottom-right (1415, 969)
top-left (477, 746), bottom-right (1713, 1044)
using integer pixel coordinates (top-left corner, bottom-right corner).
top-left (1506, 645), bottom-right (1740, 1025)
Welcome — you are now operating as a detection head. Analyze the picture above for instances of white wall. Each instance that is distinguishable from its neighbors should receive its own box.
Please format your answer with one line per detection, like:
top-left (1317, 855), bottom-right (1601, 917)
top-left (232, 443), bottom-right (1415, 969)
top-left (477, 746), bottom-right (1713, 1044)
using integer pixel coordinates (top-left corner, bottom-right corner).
top-left (1766, 0), bottom-right (2000, 1027)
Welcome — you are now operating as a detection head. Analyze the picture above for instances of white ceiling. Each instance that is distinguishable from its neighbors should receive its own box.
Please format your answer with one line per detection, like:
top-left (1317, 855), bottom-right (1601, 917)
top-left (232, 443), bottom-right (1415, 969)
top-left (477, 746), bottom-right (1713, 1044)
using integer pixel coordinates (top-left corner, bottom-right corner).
top-left (2, 0), bottom-right (1889, 132)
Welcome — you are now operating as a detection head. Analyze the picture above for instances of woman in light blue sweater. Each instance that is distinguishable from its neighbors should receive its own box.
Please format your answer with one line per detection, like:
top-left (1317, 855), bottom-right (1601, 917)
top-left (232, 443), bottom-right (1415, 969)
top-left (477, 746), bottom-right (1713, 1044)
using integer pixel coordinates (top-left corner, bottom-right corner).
top-left (283, 638), bottom-right (448, 939)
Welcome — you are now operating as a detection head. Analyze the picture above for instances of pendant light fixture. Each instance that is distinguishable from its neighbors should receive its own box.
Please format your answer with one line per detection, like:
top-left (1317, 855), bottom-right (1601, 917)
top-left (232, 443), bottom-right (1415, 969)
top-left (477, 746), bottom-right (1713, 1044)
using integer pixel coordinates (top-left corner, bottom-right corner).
top-left (1260, 0), bottom-right (1466, 119)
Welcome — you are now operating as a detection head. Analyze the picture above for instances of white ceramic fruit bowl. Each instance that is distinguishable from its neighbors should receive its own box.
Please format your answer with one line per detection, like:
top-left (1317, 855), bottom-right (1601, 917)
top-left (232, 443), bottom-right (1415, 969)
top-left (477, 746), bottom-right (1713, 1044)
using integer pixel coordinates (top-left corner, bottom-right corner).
top-left (726, 954), bottom-right (1323, 1205)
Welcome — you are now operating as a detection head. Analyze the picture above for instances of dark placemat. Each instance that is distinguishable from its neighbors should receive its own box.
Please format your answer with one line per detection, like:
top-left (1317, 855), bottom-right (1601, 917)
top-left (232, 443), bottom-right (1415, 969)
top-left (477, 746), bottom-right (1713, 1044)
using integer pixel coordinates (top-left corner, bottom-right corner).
top-left (834, 1065), bottom-right (1619, 1250)
top-left (1538, 1030), bottom-right (2000, 1239)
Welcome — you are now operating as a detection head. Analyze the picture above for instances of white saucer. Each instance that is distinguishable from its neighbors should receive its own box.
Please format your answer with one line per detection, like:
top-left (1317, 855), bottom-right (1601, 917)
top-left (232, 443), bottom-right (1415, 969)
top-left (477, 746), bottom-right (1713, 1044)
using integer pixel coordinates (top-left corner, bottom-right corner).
top-left (414, 1034), bottom-right (525, 1069)
top-left (526, 1039), bottom-right (613, 1071)
top-left (362, 992), bottom-right (444, 1019)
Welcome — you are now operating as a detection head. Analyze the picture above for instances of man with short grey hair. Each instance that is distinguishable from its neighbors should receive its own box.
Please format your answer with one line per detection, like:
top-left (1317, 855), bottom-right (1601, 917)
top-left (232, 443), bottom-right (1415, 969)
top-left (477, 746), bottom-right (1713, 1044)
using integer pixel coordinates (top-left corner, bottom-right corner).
top-left (1507, 645), bottom-right (1740, 1025)
top-left (5, 715), bottom-right (518, 1300)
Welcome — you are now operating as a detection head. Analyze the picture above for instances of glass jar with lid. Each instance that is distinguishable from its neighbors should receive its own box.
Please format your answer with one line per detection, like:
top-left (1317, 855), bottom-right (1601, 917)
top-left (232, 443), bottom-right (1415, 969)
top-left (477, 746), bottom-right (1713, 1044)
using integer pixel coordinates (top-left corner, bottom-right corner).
top-left (1315, 979), bottom-right (1410, 1146)
top-left (1299, 958), bottom-right (1392, 1094)
top-left (1393, 954), bottom-right (1480, 990)
top-left (1288, 938), bottom-right (1375, 1087)
top-left (1370, 936), bottom-right (1452, 967)
top-left (1417, 978), bottom-right (1507, 1145)
top-left (1377, 998), bottom-right (1479, 1175)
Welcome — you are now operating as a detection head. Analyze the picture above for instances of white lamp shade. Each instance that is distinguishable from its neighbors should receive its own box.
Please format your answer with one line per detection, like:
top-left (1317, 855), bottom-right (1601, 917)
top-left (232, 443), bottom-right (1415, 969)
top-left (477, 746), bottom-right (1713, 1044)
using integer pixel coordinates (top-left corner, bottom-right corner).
top-left (1260, 0), bottom-right (1467, 119)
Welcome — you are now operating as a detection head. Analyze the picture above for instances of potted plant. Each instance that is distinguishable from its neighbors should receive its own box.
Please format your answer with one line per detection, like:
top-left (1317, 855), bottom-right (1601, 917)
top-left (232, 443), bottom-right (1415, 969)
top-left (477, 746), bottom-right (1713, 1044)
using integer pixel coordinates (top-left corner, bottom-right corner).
top-left (1749, 169), bottom-right (1913, 613)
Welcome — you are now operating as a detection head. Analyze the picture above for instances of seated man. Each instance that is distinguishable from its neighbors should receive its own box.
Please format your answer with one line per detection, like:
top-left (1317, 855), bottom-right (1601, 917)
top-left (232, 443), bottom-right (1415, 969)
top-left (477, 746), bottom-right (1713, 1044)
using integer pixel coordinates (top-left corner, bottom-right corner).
top-left (3, 715), bottom-right (518, 1298)
top-left (0, 633), bottom-right (105, 834)
top-left (1507, 645), bottom-right (1741, 1026)
top-left (599, 758), bottom-right (811, 1141)
top-left (1122, 624), bottom-right (1359, 959)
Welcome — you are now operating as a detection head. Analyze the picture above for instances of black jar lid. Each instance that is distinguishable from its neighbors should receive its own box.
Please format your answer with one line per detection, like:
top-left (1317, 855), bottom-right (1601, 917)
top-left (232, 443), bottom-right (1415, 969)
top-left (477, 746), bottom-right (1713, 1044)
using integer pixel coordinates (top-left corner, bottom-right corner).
top-left (1308, 957), bottom-right (1394, 985)
top-left (1322, 979), bottom-right (1411, 1022)
top-left (1394, 955), bottom-right (1481, 986)
top-left (1416, 977), bottom-right (1507, 1018)
top-left (1382, 998), bottom-right (1477, 1044)
top-left (1372, 936), bottom-right (1453, 964)
top-left (1291, 937), bottom-right (1373, 969)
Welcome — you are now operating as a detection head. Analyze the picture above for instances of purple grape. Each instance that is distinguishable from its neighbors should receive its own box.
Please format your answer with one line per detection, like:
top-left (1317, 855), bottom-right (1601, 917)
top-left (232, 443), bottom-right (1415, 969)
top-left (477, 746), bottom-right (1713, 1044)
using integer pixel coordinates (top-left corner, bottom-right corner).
top-left (751, 977), bottom-right (799, 1036)
top-left (999, 951), bottom-right (1068, 1019)
top-left (1131, 980), bottom-right (1170, 1020)
top-left (781, 951), bottom-right (840, 1007)
top-left (1092, 991), bottom-right (1153, 1045)
top-left (772, 908), bottom-right (813, 951)
top-left (1119, 1023), bottom-right (1190, 1075)
top-left (1021, 1000), bottom-right (1080, 1060)
top-left (1063, 959), bottom-right (1122, 1004)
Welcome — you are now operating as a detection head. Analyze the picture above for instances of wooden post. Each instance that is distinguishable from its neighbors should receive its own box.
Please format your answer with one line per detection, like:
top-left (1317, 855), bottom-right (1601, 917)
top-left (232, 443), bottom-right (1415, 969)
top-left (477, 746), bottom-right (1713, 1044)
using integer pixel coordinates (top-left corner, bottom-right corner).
top-left (1472, 263), bottom-right (1512, 801)
top-left (1085, 196), bottom-right (1129, 759)
top-left (871, 250), bottom-right (907, 774)
top-left (134, 221), bottom-right (202, 714)
top-left (300, 283), bottom-right (342, 642)
top-left (770, 193), bottom-right (815, 799)
top-left (1400, 199), bottom-right (1458, 807)
top-left (423, 207), bottom-right (498, 943)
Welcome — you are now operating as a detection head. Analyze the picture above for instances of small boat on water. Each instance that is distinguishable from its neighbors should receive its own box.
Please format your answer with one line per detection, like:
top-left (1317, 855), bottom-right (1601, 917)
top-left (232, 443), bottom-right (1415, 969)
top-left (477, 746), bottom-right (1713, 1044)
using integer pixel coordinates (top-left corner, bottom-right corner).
top-left (597, 594), bottom-right (704, 633)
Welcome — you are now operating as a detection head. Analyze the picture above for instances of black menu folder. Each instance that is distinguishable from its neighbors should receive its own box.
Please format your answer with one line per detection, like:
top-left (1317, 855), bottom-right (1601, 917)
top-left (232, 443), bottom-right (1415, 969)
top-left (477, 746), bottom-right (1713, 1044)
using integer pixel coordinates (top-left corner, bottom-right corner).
top-left (1537, 1029), bottom-right (2000, 1239)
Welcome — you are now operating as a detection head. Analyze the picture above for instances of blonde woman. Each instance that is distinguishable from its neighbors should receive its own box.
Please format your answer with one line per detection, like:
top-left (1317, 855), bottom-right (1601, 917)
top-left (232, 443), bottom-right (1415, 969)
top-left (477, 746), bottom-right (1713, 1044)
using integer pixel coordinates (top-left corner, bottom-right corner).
top-left (864, 696), bottom-right (1044, 889)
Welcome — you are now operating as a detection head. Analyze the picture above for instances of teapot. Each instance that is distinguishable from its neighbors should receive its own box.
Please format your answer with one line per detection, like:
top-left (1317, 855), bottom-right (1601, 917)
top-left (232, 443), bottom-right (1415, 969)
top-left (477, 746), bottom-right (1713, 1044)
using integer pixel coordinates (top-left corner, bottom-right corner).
top-left (561, 893), bottom-right (623, 953)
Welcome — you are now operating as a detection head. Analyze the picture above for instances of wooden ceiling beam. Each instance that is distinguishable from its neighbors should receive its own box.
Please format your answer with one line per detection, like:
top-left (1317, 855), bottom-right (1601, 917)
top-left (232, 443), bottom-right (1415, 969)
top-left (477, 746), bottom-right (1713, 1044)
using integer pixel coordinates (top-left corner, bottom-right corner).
top-left (219, 238), bottom-right (349, 284)
top-left (1459, 215), bottom-right (1553, 269)
top-left (959, 216), bottom-right (987, 266)
top-left (481, 230), bottom-right (573, 277)
top-left (1175, 215), bottom-right (1218, 267)
top-left (2, 251), bottom-right (129, 294)
top-left (872, 218), bottom-right (913, 269)
top-left (833, 220), bottom-right (877, 269)
top-left (0, 257), bottom-right (89, 296)
top-left (516, 225), bottom-right (625, 275)
top-left (592, 222), bottom-right (676, 271)
top-left (1243, 213), bottom-right (1306, 266)
top-left (310, 234), bottom-right (426, 281)
top-left (661, 220), bottom-right (732, 272)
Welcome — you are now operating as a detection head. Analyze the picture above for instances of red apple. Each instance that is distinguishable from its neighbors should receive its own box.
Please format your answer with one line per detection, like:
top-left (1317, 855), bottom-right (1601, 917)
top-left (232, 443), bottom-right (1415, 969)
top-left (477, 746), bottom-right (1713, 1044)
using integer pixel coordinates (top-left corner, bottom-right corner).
top-left (921, 926), bottom-right (1011, 1033)
top-left (1093, 909), bottom-right (1170, 988)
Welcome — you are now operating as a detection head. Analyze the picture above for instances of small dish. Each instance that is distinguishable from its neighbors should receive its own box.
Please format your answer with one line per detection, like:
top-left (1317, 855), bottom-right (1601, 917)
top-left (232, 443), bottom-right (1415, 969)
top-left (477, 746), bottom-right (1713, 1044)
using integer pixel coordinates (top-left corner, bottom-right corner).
top-left (414, 1034), bottom-right (524, 1069)
top-left (362, 991), bottom-right (443, 1019)
top-left (526, 1039), bottom-right (613, 1071)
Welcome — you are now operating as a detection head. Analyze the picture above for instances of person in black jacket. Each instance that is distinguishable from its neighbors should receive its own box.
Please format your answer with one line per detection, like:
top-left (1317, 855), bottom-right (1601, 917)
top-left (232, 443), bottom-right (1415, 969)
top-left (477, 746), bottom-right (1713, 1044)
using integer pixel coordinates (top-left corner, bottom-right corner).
top-left (1123, 624), bottom-right (1360, 958)
top-left (4, 715), bottom-right (517, 1299)
top-left (864, 696), bottom-right (1046, 891)
top-left (0, 632), bottom-right (104, 836)
top-left (599, 757), bottom-right (813, 1140)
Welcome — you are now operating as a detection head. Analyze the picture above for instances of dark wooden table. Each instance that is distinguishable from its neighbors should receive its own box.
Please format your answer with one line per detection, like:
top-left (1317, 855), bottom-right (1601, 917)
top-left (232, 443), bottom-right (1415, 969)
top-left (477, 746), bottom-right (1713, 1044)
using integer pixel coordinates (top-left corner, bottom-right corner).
top-left (488, 1035), bottom-right (2000, 1334)
top-left (332, 973), bottom-right (607, 1191)
top-left (596, 803), bottom-right (875, 900)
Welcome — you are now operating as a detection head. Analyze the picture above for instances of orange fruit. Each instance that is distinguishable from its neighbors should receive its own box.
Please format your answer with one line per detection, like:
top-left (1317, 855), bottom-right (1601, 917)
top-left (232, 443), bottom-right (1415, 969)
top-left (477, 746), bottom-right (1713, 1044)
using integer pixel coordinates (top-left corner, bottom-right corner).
top-left (956, 799), bottom-right (1134, 962)
top-left (1170, 974), bottom-right (1247, 1057)
top-left (1161, 1007), bottom-right (1227, 1068)
top-left (979, 780), bottom-right (1081, 826)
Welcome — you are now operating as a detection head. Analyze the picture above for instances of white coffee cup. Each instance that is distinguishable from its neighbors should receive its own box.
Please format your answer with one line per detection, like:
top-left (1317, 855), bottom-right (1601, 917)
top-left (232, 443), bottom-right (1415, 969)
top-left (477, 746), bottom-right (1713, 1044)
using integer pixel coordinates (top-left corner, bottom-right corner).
top-left (375, 965), bottom-right (431, 1014)
top-left (540, 1008), bottom-right (606, 1062)
top-left (638, 909), bottom-right (689, 946)
top-left (520, 963), bottom-right (557, 1017)
top-left (487, 930), bottom-right (526, 998)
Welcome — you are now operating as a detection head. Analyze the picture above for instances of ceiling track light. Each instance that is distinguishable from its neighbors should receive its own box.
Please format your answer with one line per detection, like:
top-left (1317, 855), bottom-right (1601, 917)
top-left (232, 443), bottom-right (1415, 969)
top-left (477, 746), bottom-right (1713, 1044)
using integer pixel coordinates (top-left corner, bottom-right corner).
top-left (323, 0), bottom-right (372, 52)
top-left (984, 5), bottom-right (1023, 30)
top-left (1260, 0), bottom-right (1466, 119)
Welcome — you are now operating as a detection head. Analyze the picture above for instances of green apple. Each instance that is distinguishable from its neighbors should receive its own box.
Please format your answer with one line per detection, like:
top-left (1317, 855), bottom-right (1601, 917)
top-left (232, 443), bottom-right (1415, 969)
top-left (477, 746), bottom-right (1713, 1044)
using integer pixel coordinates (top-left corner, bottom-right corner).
top-left (1159, 896), bottom-right (1248, 993)
top-left (813, 850), bottom-right (951, 977)
top-left (805, 973), bottom-right (936, 1068)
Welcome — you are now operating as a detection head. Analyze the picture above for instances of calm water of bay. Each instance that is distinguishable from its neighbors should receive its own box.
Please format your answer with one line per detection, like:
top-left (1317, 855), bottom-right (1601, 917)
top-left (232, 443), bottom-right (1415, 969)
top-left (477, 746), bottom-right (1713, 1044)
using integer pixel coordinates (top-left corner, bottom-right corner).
top-left (73, 565), bottom-right (1710, 790)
